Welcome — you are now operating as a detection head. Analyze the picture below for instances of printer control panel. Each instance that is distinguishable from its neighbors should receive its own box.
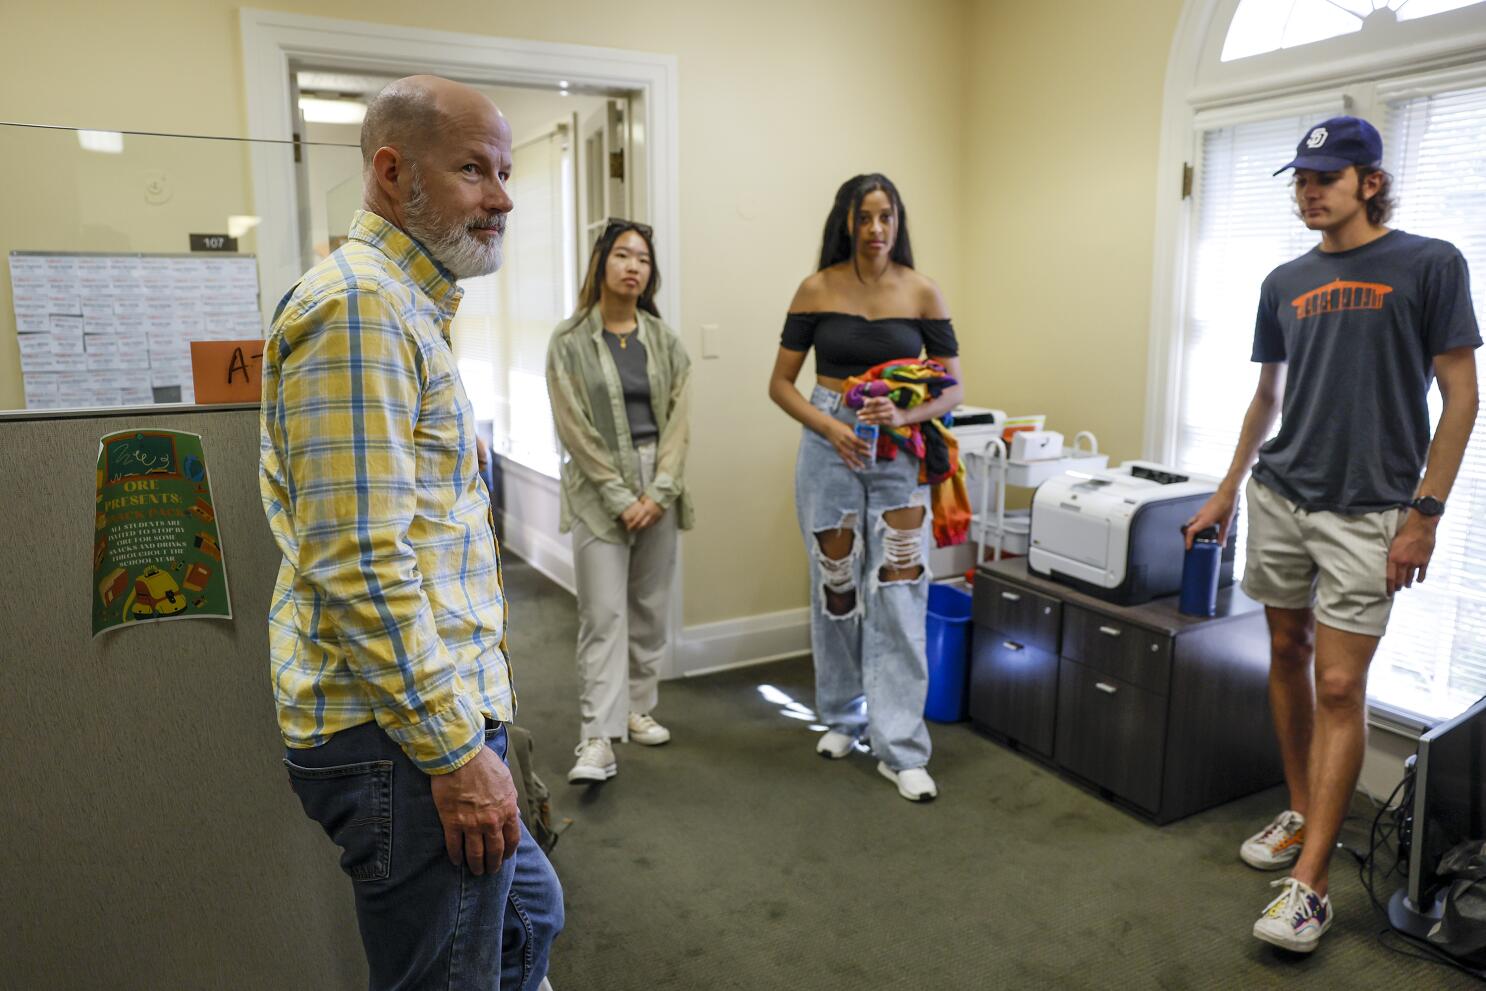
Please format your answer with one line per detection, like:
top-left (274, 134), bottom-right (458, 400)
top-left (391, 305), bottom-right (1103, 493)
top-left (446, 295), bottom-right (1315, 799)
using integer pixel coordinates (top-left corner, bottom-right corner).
top-left (1130, 465), bottom-right (1189, 485)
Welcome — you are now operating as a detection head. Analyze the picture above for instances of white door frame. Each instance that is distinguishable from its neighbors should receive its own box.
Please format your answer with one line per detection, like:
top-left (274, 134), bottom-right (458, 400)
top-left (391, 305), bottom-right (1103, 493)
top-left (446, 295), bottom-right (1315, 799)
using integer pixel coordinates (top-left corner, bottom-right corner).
top-left (239, 8), bottom-right (686, 676)
top-left (239, 8), bottom-right (679, 322)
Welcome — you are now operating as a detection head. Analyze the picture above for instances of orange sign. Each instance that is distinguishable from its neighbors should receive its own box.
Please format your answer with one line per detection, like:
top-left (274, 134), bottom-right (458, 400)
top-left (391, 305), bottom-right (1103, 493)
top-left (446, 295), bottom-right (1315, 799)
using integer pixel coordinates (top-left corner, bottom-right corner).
top-left (190, 340), bottom-right (264, 404)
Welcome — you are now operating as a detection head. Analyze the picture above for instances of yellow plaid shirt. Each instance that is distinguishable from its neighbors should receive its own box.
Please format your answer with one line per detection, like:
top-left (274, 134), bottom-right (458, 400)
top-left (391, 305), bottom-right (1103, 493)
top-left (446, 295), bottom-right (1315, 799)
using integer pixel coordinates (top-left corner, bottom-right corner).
top-left (260, 210), bottom-right (513, 774)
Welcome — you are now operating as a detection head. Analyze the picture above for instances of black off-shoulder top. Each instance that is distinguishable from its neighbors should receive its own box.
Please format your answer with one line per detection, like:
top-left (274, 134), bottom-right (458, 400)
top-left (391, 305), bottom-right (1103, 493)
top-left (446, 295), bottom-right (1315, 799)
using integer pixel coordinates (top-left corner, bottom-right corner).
top-left (780, 311), bottom-right (959, 378)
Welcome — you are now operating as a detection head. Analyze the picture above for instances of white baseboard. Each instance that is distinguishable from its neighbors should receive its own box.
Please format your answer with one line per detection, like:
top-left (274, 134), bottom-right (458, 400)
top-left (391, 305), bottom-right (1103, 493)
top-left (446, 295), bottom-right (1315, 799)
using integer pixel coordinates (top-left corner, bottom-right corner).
top-left (675, 607), bottom-right (811, 678)
top-left (500, 513), bottom-right (575, 594)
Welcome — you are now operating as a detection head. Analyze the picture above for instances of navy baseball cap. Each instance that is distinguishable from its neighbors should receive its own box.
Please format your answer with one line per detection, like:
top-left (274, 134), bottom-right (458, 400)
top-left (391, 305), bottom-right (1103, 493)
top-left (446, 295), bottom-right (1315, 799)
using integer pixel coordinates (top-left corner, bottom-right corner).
top-left (1274, 116), bottom-right (1383, 176)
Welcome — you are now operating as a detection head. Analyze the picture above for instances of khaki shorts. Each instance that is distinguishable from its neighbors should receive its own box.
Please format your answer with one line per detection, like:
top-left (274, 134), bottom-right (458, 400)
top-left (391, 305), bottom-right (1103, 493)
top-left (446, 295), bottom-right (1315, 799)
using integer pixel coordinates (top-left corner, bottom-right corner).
top-left (1241, 477), bottom-right (1406, 638)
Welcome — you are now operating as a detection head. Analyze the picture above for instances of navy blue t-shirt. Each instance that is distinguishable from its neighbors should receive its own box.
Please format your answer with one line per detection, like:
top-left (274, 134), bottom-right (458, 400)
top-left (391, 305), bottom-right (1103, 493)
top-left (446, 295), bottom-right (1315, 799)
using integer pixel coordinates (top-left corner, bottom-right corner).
top-left (1251, 230), bottom-right (1480, 513)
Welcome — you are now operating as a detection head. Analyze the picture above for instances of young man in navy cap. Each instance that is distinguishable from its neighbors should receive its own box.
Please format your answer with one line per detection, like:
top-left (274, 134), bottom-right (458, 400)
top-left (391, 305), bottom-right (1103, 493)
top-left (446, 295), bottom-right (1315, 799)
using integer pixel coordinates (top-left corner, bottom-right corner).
top-left (1187, 115), bottom-right (1480, 953)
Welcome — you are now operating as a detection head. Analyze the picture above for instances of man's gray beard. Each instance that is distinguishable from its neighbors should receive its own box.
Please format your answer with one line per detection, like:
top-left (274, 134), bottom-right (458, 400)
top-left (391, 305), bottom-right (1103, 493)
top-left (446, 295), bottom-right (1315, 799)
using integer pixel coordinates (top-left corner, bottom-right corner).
top-left (403, 166), bottom-right (504, 280)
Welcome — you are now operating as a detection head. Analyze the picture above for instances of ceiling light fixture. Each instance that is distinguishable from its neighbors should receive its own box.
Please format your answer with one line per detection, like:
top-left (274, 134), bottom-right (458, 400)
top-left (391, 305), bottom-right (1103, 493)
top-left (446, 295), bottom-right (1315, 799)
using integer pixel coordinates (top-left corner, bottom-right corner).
top-left (78, 130), bottom-right (124, 154)
top-left (298, 97), bottom-right (367, 125)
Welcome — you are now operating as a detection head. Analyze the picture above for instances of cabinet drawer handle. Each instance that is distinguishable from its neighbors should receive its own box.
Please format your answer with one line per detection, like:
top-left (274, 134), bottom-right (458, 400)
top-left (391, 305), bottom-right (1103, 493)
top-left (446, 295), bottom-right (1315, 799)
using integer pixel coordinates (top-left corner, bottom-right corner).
top-left (1094, 681), bottom-right (1119, 695)
top-left (1000, 591), bottom-right (1022, 602)
top-left (1098, 625), bottom-right (1122, 638)
top-left (1002, 641), bottom-right (1024, 652)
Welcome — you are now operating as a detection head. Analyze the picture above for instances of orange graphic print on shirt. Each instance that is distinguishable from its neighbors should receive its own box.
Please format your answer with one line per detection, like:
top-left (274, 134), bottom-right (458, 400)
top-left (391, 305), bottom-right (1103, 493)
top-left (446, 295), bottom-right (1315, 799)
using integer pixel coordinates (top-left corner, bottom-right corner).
top-left (1291, 278), bottom-right (1393, 320)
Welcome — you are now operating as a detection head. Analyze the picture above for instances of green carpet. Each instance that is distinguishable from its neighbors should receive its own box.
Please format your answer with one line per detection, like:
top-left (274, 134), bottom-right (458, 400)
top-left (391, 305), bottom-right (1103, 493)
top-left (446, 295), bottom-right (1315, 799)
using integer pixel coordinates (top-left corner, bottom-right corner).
top-left (502, 557), bottom-right (1474, 990)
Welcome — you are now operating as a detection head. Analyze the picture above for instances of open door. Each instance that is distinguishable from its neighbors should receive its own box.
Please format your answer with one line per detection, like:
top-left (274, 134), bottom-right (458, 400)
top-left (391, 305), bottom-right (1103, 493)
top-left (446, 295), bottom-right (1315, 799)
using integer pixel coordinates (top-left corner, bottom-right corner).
top-left (577, 99), bottom-right (630, 258)
top-left (286, 72), bottom-right (317, 271)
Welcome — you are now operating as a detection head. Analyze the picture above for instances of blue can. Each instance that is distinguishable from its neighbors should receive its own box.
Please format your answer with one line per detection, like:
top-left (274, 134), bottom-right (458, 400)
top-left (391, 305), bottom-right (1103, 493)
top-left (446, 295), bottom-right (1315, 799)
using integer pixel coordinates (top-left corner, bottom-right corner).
top-left (1179, 525), bottom-right (1222, 617)
top-left (854, 421), bottom-right (879, 466)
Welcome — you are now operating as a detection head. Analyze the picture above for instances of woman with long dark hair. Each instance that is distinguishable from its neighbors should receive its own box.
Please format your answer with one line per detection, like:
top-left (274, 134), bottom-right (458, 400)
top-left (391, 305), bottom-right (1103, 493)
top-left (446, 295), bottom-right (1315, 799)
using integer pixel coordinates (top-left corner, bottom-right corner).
top-left (767, 174), bottom-right (965, 801)
top-left (547, 219), bottom-right (693, 784)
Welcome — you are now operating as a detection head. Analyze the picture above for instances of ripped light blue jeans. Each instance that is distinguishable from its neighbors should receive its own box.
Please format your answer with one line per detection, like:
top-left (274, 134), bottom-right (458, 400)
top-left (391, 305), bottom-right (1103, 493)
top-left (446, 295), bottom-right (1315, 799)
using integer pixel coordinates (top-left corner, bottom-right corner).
top-left (795, 385), bottom-right (932, 771)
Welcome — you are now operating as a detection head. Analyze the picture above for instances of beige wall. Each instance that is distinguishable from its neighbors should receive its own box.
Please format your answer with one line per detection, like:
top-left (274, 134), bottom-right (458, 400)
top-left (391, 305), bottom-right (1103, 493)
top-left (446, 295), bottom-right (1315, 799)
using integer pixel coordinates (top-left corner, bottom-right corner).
top-left (0, 0), bottom-right (971, 626)
top-left (960, 0), bottom-right (1186, 468)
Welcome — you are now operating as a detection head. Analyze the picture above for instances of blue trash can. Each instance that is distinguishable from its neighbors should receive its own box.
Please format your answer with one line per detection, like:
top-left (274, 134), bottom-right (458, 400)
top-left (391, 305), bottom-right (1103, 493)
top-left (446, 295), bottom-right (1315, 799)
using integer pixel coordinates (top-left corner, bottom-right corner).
top-left (925, 583), bottom-right (973, 722)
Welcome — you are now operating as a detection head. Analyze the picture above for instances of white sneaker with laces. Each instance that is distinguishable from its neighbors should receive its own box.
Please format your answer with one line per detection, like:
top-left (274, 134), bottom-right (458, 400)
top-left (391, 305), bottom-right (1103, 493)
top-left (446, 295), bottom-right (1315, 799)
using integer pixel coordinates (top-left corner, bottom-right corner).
top-left (627, 711), bottom-right (671, 746)
top-left (1253, 876), bottom-right (1332, 952)
top-left (877, 761), bottom-right (938, 801)
top-left (567, 737), bottom-right (616, 783)
top-left (816, 730), bottom-right (858, 759)
top-left (1240, 810), bottom-right (1305, 870)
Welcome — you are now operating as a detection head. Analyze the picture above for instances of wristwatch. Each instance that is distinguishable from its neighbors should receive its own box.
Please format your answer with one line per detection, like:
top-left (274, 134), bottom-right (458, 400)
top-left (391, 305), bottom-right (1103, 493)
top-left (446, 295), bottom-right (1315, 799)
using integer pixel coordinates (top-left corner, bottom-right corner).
top-left (1410, 495), bottom-right (1445, 517)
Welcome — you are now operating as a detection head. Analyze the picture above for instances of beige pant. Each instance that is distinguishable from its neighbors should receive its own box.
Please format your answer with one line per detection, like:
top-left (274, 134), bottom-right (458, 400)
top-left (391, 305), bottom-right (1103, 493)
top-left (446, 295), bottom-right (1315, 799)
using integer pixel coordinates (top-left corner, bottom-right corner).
top-left (572, 441), bottom-right (677, 740)
top-left (1241, 477), bottom-right (1406, 637)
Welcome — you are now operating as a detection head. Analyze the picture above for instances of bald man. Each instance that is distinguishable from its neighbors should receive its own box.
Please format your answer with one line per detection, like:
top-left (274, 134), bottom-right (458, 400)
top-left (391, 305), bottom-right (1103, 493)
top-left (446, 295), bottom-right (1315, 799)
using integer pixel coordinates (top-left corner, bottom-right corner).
top-left (260, 76), bottom-right (562, 990)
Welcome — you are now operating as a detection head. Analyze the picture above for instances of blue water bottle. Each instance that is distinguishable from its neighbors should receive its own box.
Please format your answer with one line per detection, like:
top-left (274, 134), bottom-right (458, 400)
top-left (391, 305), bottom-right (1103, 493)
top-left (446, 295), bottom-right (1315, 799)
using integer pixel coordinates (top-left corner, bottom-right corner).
top-left (1179, 524), bottom-right (1222, 617)
top-left (855, 422), bottom-right (879, 467)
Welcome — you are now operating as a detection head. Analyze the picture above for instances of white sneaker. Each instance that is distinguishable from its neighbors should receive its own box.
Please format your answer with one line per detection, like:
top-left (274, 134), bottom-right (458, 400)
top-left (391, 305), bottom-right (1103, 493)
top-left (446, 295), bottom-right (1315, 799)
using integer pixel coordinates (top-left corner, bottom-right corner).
top-left (1253, 876), bottom-right (1332, 952)
top-left (816, 730), bottom-right (859, 759)
top-left (877, 761), bottom-right (938, 802)
top-left (1240, 810), bottom-right (1305, 870)
top-left (567, 738), bottom-right (616, 783)
top-left (627, 712), bottom-right (671, 746)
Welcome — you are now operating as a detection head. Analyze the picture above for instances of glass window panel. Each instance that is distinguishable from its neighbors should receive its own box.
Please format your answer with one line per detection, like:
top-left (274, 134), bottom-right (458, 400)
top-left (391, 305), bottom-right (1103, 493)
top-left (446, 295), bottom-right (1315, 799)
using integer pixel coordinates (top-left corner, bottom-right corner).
top-left (1281, 1), bottom-right (1366, 49)
top-left (1396, 0), bottom-right (1486, 20)
top-left (0, 123), bottom-right (314, 413)
top-left (1217, 0), bottom-right (1485, 60)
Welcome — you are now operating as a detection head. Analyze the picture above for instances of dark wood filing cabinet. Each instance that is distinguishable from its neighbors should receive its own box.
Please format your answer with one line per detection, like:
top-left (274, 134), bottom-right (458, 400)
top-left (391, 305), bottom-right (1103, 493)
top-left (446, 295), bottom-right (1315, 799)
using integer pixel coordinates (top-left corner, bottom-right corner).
top-left (969, 559), bottom-right (1283, 824)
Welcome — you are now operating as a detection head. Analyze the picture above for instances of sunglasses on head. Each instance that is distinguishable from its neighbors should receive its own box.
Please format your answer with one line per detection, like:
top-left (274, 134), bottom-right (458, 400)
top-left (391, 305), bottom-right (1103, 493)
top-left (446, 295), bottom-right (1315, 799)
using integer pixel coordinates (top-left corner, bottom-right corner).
top-left (603, 218), bottom-right (653, 241)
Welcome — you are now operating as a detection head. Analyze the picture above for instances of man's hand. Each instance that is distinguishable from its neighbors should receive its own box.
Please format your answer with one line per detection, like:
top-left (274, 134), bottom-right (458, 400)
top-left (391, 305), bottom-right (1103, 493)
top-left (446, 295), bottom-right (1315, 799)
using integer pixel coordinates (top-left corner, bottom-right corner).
top-left (620, 496), bottom-right (664, 532)
top-left (429, 745), bottom-right (521, 875)
top-left (1387, 513), bottom-right (1437, 595)
top-left (1184, 488), bottom-right (1239, 549)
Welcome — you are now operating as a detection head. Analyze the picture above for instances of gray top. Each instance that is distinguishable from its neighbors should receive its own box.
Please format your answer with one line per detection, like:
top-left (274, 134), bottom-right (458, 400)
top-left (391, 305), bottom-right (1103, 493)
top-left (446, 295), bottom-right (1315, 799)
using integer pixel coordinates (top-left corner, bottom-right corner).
top-left (1250, 230), bottom-right (1480, 514)
top-left (602, 329), bottom-right (659, 443)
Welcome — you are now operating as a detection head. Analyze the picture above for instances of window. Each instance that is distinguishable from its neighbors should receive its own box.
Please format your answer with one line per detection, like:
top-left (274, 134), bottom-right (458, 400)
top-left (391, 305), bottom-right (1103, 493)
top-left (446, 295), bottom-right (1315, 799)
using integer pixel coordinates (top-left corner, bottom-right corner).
top-left (1222, 0), bottom-right (1486, 62)
top-left (1168, 3), bottom-right (1486, 722)
top-left (1179, 110), bottom-right (1338, 480)
top-left (1370, 81), bottom-right (1486, 719)
top-left (450, 126), bottom-right (575, 478)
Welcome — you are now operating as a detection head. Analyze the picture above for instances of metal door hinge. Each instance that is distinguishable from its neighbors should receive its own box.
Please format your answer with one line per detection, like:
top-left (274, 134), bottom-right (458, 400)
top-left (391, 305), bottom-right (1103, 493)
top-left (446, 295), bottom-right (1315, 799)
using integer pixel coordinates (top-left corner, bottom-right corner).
top-left (1181, 162), bottom-right (1193, 199)
top-left (609, 149), bottom-right (625, 180)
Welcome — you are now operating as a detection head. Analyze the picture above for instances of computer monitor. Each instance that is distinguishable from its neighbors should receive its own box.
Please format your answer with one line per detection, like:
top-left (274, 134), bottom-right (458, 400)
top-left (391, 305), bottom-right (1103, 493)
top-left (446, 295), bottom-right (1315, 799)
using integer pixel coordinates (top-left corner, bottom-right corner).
top-left (1406, 694), bottom-right (1486, 911)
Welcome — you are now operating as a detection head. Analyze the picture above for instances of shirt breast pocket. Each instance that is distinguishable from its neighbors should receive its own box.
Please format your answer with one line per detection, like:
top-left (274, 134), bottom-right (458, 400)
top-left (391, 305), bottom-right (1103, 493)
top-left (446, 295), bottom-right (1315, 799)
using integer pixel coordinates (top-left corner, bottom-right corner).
top-left (413, 329), bottom-right (476, 469)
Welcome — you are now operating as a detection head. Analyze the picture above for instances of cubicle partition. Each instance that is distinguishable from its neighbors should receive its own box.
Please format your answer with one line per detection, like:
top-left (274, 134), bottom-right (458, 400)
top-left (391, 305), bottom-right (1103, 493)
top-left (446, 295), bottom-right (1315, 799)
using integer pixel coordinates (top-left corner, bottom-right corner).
top-left (0, 404), bottom-right (365, 988)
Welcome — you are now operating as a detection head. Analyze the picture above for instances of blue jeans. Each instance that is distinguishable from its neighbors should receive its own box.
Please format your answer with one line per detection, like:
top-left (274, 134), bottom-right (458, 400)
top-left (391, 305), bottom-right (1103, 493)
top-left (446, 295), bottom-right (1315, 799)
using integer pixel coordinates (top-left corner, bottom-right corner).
top-left (286, 721), bottom-right (563, 990)
top-left (795, 385), bottom-right (932, 771)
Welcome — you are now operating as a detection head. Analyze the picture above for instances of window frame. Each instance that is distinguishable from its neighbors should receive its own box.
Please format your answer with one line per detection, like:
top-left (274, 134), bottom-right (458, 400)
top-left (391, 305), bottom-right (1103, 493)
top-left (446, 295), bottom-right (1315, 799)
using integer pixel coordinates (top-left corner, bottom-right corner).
top-left (1147, 0), bottom-right (1486, 724)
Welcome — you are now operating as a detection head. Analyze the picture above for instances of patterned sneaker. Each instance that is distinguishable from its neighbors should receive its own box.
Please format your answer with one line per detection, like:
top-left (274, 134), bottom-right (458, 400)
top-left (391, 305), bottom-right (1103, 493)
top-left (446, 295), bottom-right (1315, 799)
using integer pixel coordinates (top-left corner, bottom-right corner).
top-left (1240, 810), bottom-right (1305, 870)
top-left (627, 712), bottom-right (671, 746)
top-left (567, 738), bottom-right (617, 783)
top-left (1253, 876), bottom-right (1332, 953)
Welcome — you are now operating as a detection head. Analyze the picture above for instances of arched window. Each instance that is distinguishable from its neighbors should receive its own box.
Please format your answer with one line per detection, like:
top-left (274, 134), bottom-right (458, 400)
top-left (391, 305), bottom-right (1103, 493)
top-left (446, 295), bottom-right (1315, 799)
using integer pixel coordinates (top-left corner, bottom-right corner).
top-left (1222, 0), bottom-right (1486, 62)
top-left (1150, 0), bottom-right (1486, 722)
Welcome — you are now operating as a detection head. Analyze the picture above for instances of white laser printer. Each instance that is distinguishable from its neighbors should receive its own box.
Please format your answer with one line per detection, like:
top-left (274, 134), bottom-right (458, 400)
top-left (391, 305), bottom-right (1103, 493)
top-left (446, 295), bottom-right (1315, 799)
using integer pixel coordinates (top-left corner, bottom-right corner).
top-left (1028, 461), bottom-right (1236, 605)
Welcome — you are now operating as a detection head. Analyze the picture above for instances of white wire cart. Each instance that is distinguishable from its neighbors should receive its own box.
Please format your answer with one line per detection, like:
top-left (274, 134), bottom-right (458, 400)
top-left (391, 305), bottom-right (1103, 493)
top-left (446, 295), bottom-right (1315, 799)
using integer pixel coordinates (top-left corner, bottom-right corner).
top-left (967, 430), bottom-right (1108, 563)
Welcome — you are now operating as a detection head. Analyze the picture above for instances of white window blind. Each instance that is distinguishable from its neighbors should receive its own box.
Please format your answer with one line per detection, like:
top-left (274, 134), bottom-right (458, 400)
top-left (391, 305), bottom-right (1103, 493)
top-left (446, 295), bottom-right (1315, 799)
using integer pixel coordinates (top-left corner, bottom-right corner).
top-left (1177, 112), bottom-right (1330, 481)
top-left (1369, 81), bottom-right (1486, 720)
top-left (450, 127), bottom-right (573, 478)
top-left (1176, 89), bottom-right (1486, 723)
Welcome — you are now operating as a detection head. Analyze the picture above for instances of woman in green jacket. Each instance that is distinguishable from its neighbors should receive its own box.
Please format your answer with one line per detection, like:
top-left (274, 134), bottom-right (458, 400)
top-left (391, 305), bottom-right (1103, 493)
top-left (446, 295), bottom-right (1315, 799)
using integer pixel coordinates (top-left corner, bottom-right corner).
top-left (546, 219), bottom-right (693, 785)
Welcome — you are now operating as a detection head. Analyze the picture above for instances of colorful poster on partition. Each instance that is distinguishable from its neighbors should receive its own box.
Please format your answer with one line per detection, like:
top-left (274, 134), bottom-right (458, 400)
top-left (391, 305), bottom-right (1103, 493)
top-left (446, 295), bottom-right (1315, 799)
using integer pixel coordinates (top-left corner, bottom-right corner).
top-left (92, 428), bottom-right (231, 636)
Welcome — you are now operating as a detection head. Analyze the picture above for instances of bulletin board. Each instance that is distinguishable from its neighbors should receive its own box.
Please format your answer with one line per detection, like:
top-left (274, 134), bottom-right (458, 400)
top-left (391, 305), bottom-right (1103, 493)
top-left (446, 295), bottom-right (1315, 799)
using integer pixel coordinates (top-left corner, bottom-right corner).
top-left (7, 251), bottom-right (263, 409)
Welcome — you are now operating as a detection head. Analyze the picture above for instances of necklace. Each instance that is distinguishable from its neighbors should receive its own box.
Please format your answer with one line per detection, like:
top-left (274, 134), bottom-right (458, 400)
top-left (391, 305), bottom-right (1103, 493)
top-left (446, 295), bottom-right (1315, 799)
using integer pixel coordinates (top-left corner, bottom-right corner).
top-left (607, 328), bottom-right (633, 349)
